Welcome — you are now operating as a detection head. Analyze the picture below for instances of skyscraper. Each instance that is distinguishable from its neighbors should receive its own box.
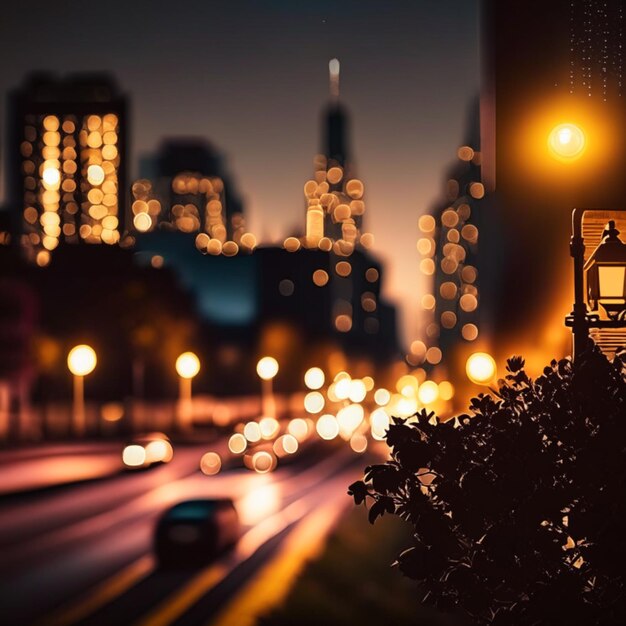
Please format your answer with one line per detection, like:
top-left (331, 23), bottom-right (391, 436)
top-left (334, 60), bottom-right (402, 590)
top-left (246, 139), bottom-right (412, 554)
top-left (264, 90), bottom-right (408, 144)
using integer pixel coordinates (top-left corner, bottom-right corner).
top-left (411, 99), bottom-right (484, 385)
top-left (303, 59), bottom-right (370, 250)
top-left (7, 73), bottom-right (128, 266)
top-left (130, 138), bottom-right (251, 254)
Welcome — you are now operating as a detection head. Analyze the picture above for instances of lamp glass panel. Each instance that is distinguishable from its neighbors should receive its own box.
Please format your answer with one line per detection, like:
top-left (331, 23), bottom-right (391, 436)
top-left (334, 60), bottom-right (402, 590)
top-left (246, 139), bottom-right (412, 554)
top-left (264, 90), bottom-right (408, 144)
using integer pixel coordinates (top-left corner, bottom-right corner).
top-left (598, 266), bottom-right (626, 298)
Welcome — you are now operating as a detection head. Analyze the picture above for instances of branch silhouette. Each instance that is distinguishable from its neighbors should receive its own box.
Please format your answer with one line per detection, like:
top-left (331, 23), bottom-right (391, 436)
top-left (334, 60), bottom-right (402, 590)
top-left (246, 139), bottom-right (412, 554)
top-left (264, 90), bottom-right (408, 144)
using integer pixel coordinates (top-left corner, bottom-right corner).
top-left (349, 345), bottom-right (626, 625)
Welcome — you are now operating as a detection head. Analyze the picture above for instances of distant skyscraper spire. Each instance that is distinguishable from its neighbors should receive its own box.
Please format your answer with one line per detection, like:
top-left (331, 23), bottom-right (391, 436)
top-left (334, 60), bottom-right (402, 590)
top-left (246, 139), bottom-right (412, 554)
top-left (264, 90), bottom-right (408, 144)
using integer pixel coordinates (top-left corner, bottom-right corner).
top-left (324, 58), bottom-right (349, 167)
top-left (329, 58), bottom-right (340, 100)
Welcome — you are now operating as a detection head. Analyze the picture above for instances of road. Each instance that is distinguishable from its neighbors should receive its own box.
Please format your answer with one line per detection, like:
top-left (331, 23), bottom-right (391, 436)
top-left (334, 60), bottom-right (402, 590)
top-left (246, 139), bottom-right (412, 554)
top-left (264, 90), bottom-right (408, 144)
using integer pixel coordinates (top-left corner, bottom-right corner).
top-left (0, 438), bottom-right (366, 625)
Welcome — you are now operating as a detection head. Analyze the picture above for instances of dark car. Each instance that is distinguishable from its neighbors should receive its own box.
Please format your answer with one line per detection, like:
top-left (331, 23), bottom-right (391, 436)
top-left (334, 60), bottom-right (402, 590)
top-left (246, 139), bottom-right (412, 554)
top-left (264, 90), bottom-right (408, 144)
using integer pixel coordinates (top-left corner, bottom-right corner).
top-left (154, 499), bottom-right (240, 567)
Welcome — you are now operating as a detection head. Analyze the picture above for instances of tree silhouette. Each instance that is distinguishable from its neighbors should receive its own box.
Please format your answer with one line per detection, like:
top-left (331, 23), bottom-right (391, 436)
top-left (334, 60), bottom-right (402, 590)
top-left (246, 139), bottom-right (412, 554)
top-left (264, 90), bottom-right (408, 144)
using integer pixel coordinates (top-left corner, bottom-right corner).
top-left (349, 346), bottom-right (626, 625)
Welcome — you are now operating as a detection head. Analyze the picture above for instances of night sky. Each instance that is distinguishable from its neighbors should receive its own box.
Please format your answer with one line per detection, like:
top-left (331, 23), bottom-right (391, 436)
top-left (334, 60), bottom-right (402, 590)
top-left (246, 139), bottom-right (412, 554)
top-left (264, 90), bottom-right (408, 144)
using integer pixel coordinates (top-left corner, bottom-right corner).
top-left (0, 0), bottom-right (480, 344)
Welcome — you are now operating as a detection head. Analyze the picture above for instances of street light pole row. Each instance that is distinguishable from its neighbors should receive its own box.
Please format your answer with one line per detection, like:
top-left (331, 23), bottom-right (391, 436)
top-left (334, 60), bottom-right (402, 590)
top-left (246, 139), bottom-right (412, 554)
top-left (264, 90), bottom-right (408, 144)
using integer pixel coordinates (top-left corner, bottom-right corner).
top-left (66, 347), bottom-right (281, 437)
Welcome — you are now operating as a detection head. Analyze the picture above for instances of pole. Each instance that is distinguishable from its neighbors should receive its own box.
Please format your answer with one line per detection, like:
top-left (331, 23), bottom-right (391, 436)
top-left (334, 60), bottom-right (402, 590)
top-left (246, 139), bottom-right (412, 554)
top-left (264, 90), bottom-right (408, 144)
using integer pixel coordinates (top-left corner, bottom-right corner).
top-left (73, 374), bottom-right (85, 437)
top-left (261, 378), bottom-right (275, 418)
top-left (178, 376), bottom-right (192, 431)
top-left (569, 207), bottom-right (591, 360)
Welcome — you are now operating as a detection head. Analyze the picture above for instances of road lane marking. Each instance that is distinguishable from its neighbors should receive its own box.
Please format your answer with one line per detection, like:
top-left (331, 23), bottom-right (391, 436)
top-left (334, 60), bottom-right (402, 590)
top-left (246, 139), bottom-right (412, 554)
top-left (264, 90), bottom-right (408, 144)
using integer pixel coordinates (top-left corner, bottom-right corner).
top-left (133, 501), bottom-right (308, 626)
top-left (208, 494), bottom-right (350, 626)
top-left (135, 563), bottom-right (229, 626)
top-left (38, 555), bottom-right (154, 626)
top-left (134, 469), bottom-right (355, 626)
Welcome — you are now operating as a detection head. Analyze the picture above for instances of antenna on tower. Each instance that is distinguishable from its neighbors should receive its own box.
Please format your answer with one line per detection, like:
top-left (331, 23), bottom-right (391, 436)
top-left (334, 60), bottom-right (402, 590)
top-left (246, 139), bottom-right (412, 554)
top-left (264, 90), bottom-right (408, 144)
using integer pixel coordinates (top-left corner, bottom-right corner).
top-left (329, 58), bottom-right (340, 100)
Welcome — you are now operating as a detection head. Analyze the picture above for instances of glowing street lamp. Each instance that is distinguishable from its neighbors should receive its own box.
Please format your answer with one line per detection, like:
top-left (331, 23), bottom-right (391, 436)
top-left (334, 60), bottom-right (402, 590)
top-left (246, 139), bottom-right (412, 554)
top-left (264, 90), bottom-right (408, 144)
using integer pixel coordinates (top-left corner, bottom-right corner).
top-left (566, 210), bottom-right (626, 359)
top-left (584, 221), bottom-right (626, 320)
top-left (67, 344), bottom-right (97, 436)
top-left (175, 351), bottom-right (200, 430)
top-left (548, 122), bottom-right (586, 161)
top-left (256, 356), bottom-right (279, 418)
top-left (466, 352), bottom-right (497, 386)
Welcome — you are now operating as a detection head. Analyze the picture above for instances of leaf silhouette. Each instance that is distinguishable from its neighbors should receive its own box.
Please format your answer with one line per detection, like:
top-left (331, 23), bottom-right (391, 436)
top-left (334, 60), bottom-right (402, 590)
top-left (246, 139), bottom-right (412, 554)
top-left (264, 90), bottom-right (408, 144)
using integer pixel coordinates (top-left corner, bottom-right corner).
top-left (350, 344), bottom-right (626, 625)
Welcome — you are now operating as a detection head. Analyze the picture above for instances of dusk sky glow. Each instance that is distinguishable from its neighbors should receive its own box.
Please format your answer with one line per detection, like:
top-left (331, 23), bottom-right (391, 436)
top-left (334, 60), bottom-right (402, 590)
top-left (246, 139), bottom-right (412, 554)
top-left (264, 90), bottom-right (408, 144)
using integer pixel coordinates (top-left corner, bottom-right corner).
top-left (0, 0), bottom-right (480, 343)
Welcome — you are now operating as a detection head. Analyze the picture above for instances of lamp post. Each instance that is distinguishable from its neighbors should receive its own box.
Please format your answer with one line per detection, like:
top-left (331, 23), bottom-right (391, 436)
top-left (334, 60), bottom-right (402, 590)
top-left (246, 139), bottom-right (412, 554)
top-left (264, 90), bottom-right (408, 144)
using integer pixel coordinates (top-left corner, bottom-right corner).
top-left (175, 352), bottom-right (200, 431)
top-left (67, 344), bottom-right (97, 437)
top-left (565, 209), bottom-right (626, 360)
top-left (256, 356), bottom-right (279, 418)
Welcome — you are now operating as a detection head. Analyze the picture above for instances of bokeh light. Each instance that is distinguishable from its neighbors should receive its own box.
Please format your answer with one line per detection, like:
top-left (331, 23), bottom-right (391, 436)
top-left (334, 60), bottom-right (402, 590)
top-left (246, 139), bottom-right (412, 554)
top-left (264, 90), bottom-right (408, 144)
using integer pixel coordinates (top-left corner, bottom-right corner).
top-left (466, 352), bottom-right (497, 385)
top-left (67, 344), bottom-right (97, 377)
top-left (200, 452), bottom-right (222, 476)
top-left (175, 352), bottom-right (200, 379)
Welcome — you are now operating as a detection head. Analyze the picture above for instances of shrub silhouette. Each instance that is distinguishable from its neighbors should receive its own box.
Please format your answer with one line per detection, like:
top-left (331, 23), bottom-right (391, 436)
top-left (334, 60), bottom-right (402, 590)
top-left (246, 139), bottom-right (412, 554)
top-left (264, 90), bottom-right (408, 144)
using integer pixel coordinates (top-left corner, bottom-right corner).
top-left (349, 346), bottom-right (626, 625)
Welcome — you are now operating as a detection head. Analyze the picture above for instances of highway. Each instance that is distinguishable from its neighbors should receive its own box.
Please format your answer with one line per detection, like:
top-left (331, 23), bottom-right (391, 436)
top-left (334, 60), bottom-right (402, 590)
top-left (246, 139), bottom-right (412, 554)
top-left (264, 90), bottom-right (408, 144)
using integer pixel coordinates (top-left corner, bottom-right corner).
top-left (0, 437), bottom-right (366, 626)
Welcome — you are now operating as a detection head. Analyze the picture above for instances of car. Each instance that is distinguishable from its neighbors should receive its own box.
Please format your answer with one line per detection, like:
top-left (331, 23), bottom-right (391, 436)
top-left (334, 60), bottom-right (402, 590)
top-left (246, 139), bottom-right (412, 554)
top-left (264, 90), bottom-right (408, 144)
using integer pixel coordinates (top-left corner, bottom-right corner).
top-left (122, 432), bottom-right (174, 469)
top-left (154, 499), bottom-right (240, 567)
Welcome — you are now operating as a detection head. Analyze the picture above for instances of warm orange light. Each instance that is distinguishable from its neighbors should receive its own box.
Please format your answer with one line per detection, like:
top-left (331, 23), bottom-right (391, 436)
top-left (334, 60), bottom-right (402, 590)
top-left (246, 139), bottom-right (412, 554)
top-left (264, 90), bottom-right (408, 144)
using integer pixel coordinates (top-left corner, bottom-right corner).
top-left (243, 421), bottom-right (262, 443)
top-left (374, 388), bottom-right (391, 406)
top-left (228, 433), bottom-right (247, 454)
top-left (287, 418), bottom-right (309, 441)
top-left (67, 344), bottom-right (97, 376)
top-left (123, 445), bottom-right (146, 467)
top-left (370, 408), bottom-right (390, 440)
top-left (418, 381), bottom-right (439, 405)
top-left (256, 356), bottom-right (279, 380)
top-left (175, 352), bottom-right (200, 379)
top-left (304, 367), bottom-right (325, 390)
top-left (304, 391), bottom-right (325, 414)
top-left (259, 416), bottom-right (280, 439)
top-left (42, 167), bottom-right (60, 187)
top-left (466, 352), bottom-right (497, 385)
top-left (87, 164), bottom-right (105, 185)
top-left (316, 414), bottom-right (339, 440)
top-left (548, 123), bottom-right (586, 160)
top-left (200, 452), bottom-right (222, 476)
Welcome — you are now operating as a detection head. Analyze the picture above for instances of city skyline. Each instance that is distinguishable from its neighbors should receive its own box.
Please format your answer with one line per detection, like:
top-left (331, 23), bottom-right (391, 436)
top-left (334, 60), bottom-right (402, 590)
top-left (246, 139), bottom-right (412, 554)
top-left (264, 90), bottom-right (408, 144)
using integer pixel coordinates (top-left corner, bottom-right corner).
top-left (0, 0), bottom-right (480, 344)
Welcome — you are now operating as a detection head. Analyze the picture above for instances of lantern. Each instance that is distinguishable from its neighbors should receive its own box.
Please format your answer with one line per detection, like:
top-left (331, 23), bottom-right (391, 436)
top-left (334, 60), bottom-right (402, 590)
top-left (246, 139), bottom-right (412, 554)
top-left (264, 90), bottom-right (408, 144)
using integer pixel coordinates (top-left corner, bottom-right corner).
top-left (584, 221), bottom-right (626, 320)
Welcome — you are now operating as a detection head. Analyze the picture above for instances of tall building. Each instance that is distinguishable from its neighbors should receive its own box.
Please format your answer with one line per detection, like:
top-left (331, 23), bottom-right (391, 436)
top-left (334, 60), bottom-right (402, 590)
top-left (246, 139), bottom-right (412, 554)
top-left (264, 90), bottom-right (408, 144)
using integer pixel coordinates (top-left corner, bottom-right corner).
top-left (7, 73), bottom-right (128, 266)
top-left (302, 59), bottom-right (370, 249)
top-left (130, 138), bottom-right (252, 254)
top-left (132, 60), bottom-right (400, 368)
top-left (283, 59), bottom-right (397, 357)
top-left (480, 0), bottom-right (626, 368)
top-left (413, 99), bottom-right (484, 377)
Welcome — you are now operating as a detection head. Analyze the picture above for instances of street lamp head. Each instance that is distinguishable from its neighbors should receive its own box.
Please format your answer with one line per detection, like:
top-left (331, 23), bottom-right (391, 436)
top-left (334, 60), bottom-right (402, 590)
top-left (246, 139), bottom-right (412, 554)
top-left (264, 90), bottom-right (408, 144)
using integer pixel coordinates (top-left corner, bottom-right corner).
top-left (466, 352), bottom-right (497, 385)
top-left (67, 344), bottom-right (97, 377)
top-left (584, 221), bottom-right (626, 320)
top-left (176, 351), bottom-right (200, 379)
top-left (548, 122), bottom-right (586, 161)
top-left (256, 356), bottom-right (279, 381)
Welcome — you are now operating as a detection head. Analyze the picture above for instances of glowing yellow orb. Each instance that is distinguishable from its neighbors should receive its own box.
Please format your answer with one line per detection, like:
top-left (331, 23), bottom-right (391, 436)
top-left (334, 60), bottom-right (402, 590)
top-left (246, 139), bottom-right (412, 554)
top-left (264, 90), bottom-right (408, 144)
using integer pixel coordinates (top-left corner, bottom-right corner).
top-left (175, 351), bottom-right (200, 379)
top-left (87, 164), bottom-right (105, 185)
top-left (548, 123), bottom-right (586, 160)
top-left (42, 167), bottom-right (60, 187)
top-left (304, 367), bottom-right (325, 390)
top-left (256, 356), bottom-right (279, 380)
top-left (67, 344), bottom-right (97, 376)
top-left (418, 380), bottom-right (439, 405)
top-left (466, 352), bottom-right (497, 385)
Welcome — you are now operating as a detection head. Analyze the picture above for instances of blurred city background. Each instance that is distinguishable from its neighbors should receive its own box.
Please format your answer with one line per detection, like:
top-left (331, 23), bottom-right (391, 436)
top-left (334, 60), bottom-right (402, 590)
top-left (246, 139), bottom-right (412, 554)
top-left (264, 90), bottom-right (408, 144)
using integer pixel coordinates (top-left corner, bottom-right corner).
top-left (0, 0), bottom-right (625, 624)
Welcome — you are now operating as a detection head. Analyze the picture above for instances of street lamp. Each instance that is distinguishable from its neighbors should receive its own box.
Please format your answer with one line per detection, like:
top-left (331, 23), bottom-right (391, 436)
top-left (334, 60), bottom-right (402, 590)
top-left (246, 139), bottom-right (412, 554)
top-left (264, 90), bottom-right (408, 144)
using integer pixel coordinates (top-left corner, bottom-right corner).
top-left (175, 351), bottom-right (200, 431)
top-left (256, 356), bottom-right (279, 418)
top-left (584, 221), bottom-right (626, 320)
top-left (548, 122), bottom-right (586, 161)
top-left (67, 344), bottom-right (97, 436)
top-left (565, 209), bottom-right (626, 359)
